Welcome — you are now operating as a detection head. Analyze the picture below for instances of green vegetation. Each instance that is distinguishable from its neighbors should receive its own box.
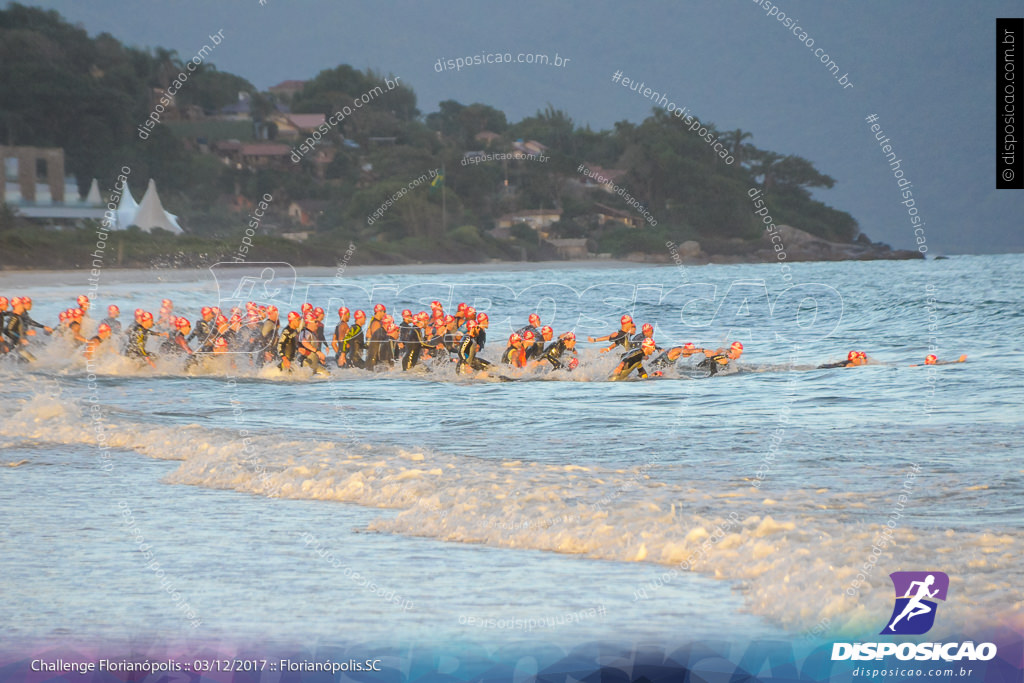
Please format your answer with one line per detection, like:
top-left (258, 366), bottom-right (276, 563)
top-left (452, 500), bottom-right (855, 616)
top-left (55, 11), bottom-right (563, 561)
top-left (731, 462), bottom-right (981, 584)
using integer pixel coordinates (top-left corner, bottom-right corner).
top-left (0, 2), bottom-right (868, 269)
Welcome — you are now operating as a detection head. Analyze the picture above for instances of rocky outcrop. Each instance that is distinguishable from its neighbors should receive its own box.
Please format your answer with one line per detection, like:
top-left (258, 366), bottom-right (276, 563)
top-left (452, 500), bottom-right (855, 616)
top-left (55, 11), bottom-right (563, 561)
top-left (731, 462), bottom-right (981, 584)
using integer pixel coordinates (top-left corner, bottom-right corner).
top-left (753, 225), bottom-right (923, 262)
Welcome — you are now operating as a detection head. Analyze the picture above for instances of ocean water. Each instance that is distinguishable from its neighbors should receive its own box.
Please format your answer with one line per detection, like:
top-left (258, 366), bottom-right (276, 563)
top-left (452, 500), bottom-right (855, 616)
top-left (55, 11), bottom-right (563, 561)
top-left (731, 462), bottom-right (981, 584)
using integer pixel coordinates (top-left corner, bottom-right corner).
top-left (0, 255), bottom-right (1021, 654)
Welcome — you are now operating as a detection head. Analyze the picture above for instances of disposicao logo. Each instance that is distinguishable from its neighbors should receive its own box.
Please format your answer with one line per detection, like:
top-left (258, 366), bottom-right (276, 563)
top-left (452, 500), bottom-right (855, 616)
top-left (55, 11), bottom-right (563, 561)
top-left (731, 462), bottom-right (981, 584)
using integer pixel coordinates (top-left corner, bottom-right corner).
top-left (881, 571), bottom-right (948, 635)
top-left (832, 571), bottom-right (998, 662)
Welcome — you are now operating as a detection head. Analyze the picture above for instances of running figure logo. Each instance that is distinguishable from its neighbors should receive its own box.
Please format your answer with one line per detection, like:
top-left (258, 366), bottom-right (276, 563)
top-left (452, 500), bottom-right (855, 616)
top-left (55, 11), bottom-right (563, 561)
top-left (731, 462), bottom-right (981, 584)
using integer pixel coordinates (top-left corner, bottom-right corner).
top-left (880, 571), bottom-right (949, 635)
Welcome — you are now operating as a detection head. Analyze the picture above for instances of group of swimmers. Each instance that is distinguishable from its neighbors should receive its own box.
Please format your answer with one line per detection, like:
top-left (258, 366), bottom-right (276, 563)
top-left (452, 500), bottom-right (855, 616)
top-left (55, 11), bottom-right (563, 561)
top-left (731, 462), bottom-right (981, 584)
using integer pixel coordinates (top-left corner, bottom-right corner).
top-left (0, 294), bottom-right (966, 380)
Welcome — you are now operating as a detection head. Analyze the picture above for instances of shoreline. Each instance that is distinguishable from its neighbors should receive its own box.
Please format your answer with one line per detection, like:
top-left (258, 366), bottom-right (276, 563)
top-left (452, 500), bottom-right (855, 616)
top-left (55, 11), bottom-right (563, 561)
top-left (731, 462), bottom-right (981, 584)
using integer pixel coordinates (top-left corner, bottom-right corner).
top-left (0, 259), bottom-right (668, 288)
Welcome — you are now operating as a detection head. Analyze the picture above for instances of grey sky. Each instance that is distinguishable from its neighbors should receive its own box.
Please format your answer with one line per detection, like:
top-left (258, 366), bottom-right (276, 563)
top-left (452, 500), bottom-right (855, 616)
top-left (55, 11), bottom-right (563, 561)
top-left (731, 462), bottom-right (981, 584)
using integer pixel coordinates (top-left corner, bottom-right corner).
top-left (24, 0), bottom-right (1024, 253)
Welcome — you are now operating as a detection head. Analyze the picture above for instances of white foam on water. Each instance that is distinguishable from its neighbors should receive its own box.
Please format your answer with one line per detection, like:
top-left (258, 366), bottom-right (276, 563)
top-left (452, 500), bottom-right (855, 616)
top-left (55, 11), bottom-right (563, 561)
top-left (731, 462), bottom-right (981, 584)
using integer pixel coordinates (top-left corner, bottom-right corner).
top-left (2, 387), bottom-right (1020, 639)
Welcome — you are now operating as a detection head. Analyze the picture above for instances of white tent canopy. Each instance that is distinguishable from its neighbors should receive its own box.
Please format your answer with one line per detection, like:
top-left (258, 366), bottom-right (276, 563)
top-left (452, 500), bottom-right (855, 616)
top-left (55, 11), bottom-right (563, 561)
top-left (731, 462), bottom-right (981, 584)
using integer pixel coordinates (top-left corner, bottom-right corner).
top-left (114, 179), bottom-right (182, 234)
top-left (85, 178), bottom-right (101, 205)
top-left (115, 180), bottom-right (139, 229)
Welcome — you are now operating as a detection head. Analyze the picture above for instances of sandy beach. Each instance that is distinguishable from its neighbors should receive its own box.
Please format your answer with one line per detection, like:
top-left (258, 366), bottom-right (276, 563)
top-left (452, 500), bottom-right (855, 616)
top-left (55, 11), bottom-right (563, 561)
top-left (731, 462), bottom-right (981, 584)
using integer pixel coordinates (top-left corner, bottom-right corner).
top-left (0, 260), bottom-right (662, 289)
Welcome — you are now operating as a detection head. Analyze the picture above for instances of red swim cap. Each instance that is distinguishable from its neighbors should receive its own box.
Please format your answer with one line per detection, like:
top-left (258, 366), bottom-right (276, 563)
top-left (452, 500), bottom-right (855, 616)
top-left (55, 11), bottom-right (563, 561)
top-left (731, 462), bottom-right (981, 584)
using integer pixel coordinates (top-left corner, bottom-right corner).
top-left (108, 304), bottom-right (120, 316)
top-left (338, 306), bottom-right (349, 317)
top-left (477, 312), bottom-right (489, 324)
top-left (540, 325), bottom-right (553, 338)
top-left (374, 303), bottom-right (386, 314)
top-left (529, 313), bottom-right (541, 327)
top-left (522, 330), bottom-right (535, 342)
top-left (431, 300), bottom-right (443, 309)
top-left (642, 323), bottom-right (653, 335)
top-left (301, 303), bottom-right (313, 313)
top-left (509, 332), bottom-right (522, 344)
top-left (402, 309), bottom-right (412, 318)
top-left (924, 354), bottom-right (937, 365)
top-left (730, 341), bottom-right (744, 351)
top-left (313, 307), bottom-right (324, 317)
top-left (563, 332), bottom-right (576, 342)
top-left (77, 295), bottom-right (89, 305)
top-left (175, 317), bottom-right (190, 330)
top-left (98, 323), bottom-right (111, 334)
top-left (621, 314), bottom-right (632, 326)
top-left (287, 311), bottom-right (301, 322)
top-left (641, 337), bottom-right (657, 352)
top-left (354, 310), bottom-right (366, 320)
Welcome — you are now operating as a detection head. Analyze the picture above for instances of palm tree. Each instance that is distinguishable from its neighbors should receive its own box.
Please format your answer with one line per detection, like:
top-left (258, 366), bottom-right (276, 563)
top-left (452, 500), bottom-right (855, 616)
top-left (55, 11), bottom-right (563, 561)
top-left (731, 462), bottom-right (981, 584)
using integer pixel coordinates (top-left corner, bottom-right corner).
top-left (748, 150), bottom-right (783, 190)
top-left (722, 129), bottom-right (753, 165)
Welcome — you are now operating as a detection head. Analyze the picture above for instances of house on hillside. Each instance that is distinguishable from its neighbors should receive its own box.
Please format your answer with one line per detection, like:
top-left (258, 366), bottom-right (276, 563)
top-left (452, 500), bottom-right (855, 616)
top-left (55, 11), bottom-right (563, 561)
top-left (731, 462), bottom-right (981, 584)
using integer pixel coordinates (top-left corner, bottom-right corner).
top-left (512, 139), bottom-right (548, 156)
top-left (287, 199), bottom-right (331, 227)
top-left (270, 113), bottom-right (327, 140)
top-left (587, 202), bottom-right (641, 228)
top-left (475, 131), bottom-right (502, 147)
top-left (495, 208), bottom-right (563, 232)
top-left (209, 141), bottom-right (294, 171)
top-left (268, 80), bottom-right (306, 101)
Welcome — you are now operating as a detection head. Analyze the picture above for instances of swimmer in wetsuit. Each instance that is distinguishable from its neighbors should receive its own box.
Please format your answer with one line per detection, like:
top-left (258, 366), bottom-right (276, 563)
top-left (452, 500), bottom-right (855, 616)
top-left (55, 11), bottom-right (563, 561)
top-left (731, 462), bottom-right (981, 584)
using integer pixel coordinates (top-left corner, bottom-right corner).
top-left (277, 311), bottom-right (303, 371)
top-left (254, 306), bottom-right (280, 367)
top-left (819, 350), bottom-right (865, 369)
top-left (161, 316), bottom-right (195, 355)
top-left (696, 341), bottom-right (744, 376)
top-left (648, 341), bottom-right (703, 371)
top-left (610, 337), bottom-right (658, 380)
top-left (188, 307), bottom-right (215, 352)
top-left (501, 332), bottom-right (528, 368)
top-left (101, 304), bottom-right (123, 336)
top-left (365, 312), bottom-right (394, 371)
top-left (534, 331), bottom-right (578, 370)
top-left (83, 322), bottom-right (113, 361)
top-left (297, 311), bottom-right (328, 373)
top-left (528, 325), bottom-right (553, 359)
top-left (329, 306), bottom-right (350, 367)
top-left (515, 313), bottom-right (541, 341)
top-left (123, 310), bottom-right (166, 364)
top-left (341, 310), bottom-right (366, 367)
top-left (589, 314), bottom-right (636, 353)
top-left (4, 297), bottom-right (53, 359)
top-left (456, 320), bottom-right (491, 374)
top-left (911, 353), bottom-right (967, 367)
top-left (402, 312), bottom-right (440, 371)
top-left (0, 296), bottom-right (9, 354)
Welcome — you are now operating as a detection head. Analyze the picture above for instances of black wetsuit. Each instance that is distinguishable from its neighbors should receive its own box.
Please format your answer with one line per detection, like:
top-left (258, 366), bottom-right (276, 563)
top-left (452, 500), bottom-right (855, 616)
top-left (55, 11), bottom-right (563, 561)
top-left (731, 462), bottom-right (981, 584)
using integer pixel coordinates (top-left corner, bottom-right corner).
top-left (525, 338), bottom-right (544, 360)
top-left (342, 322), bottom-right (365, 367)
top-left (123, 322), bottom-right (156, 359)
top-left (456, 328), bottom-right (490, 373)
top-left (500, 345), bottom-right (525, 367)
top-left (613, 348), bottom-right (649, 380)
top-left (4, 311), bottom-right (45, 347)
top-left (649, 350), bottom-right (677, 370)
top-left (538, 339), bottom-right (573, 369)
top-left (297, 327), bottom-right (324, 371)
top-left (697, 353), bottom-right (730, 376)
top-left (818, 360), bottom-right (854, 369)
top-left (277, 325), bottom-right (300, 369)
top-left (255, 318), bottom-right (280, 366)
top-left (189, 318), bottom-right (215, 353)
top-left (100, 316), bottom-right (122, 335)
top-left (365, 325), bottom-right (392, 371)
top-left (604, 328), bottom-right (631, 350)
top-left (401, 325), bottom-right (429, 371)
